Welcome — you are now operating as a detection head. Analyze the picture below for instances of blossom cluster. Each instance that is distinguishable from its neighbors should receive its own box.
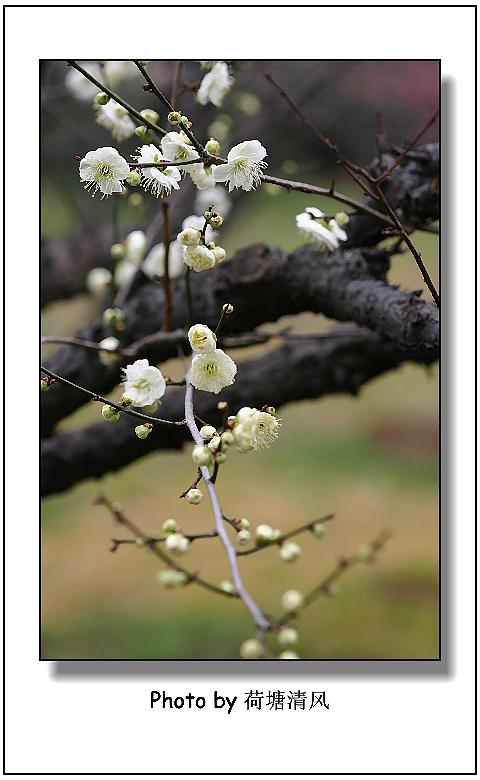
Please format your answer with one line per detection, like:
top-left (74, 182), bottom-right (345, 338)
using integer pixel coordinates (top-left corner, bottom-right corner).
top-left (296, 207), bottom-right (348, 251)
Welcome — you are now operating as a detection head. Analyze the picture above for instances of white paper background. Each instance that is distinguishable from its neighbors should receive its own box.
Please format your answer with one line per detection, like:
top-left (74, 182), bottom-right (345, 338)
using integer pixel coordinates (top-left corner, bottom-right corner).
top-left (3, 4), bottom-right (476, 774)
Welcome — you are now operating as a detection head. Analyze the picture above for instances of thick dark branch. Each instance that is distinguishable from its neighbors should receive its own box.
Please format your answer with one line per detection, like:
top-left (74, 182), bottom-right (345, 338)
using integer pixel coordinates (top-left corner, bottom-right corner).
top-left (41, 241), bottom-right (439, 436)
top-left (41, 327), bottom-right (437, 496)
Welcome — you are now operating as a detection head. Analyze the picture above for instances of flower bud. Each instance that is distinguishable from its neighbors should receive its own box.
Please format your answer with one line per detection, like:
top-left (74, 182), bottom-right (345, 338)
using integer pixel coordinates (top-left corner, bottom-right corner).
top-left (278, 650), bottom-right (299, 660)
top-left (215, 452), bottom-right (227, 464)
top-left (135, 537), bottom-right (146, 548)
top-left (239, 518), bottom-right (250, 530)
top-left (94, 91), bottom-right (109, 105)
top-left (135, 424), bottom-right (152, 439)
top-left (207, 241), bottom-right (216, 250)
top-left (102, 404), bottom-right (120, 423)
top-left (192, 445), bottom-right (212, 466)
top-left (279, 542), bottom-right (301, 563)
top-left (212, 246), bottom-right (226, 263)
top-left (177, 227), bottom-right (201, 247)
top-left (278, 627), bottom-right (299, 646)
top-left (157, 569), bottom-right (188, 588)
top-left (140, 108), bottom-right (159, 125)
top-left (167, 111), bottom-right (182, 125)
top-left (40, 378), bottom-right (50, 392)
top-left (126, 170), bottom-right (141, 187)
top-left (180, 115), bottom-right (190, 126)
top-left (240, 638), bottom-right (264, 659)
top-left (98, 336), bottom-right (120, 366)
top-left (271, 529), bottom-right (281, 542)
top-left (217, 401), bottom-right (228, 412)
top-left (163, 519), bottom-right (178, 534)
top-left (221, 431), bottom-right (235, 447)
top-left (222, 303), bottom-right (233, 316)
top-left (129, 193), bottom-right (143, 207)
top-left (256, 524), bottom-right (275, 544)
top-left (236, 529), bottom-right (251, 546)
top-left (203, 210), bottom-right (212, 221)
top-left (200, 425), bottom-right (217, 440)
top-left (312, 522), bottom-right (326, 539)
top-left (219, 579), bottom-right (235, 594)
top-left (110, 243), bottom-right (126, 259)
top-left (207, 435), bottom-right (221, 452)
top-left (135, 125), bottom-right (151, 142)
top-left (210, 214), bottom-right (223, 229)
top-left (281, 589), bottom-right (304, 613)
top-left (102, 307), bottom-right (125, 330)
top-left (186, 488), bottom-right (203, 505)
top-left (205, 137), bottom-right (220, 155)
top-left (87, 267), bottom-right (112, 296)
top-left (121, 394), bottom-right (135, 407)
top-left (335, 211), bottom-right (350, 226)
top-left (165, 533), bottom-right (189, 556)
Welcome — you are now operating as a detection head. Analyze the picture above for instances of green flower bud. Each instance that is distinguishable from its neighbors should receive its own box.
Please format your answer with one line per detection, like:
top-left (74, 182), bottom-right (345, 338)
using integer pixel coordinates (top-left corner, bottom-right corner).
top-left (135, 125), bottom-right (151, 142)
top-left (236, 529), bottom-right (251, 546)
top-left (101, 404), bottom-right (120, 423)
top-left (186, 488), bottom-right (203, 505)
top-left (210, 214), bottom-right (223, 229)
top-left (157, 569), bottom-right (188, 588)
top-left (180, 115), bottom-right (189, 125)
top-left (129, 193), bottom-right (143, 207)
top-left (207, 435), bottom-right (221, 452)
top-left (215, 452), bottom-right (227, 464)
top-left (110, 243), bottom-right (126, 260)
top-left (219, 579), bottom-right (235, 594)
top-left (135, 424), bottom-right (152, 439)
top-left (279, 542), bottom-right (301, 563)
top-left (135, 537), bottom-right (146, 548)
top-left (205, 137), bottom-right (220, 155)
top-left (217, 401), bottom-right (228, 411)
top-left (140, 108), bottom-right (159, 125)
top-left (126, 170), bottom-right (141, 187)
top-left (94, 91), bottom-right (110, 105)
top-left (167, 111), bottom-right (182, 125)
top-left (256, 524), bottom-right (275, 544)
top-left (102, 307), bottom-right (125, 330)
top-left (200, 425), bottom-right (217, 440)
top-left (163, 519), bottom-right (178, 534)
top-left (221, 431), bottom-right (235, 447)
top-left (121, 394), bottom-right (135, 407)
top-left (203, 210), bottom-right (212, 221)
top-left (239, 638), bottom-right (264, 659)
top-left (41, 379), bottom-right (50, 392)
top-left (335, 211), bottom-right (350, 226)
top-left (239, 518), bottom-right (250, 530)
top-left (312, 522), bottom-right (326, 539)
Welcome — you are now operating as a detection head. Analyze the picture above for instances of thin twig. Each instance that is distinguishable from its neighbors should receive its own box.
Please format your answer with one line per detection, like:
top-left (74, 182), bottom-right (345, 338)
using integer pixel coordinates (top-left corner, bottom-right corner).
top-left (184, 370), bottom-right (270, 630)
top-left (375, 110), bottom-right (439, 184)
top-left (236, 514), bottom-right (335, 557)
top-left (40, 366), bottom-right (186, 427)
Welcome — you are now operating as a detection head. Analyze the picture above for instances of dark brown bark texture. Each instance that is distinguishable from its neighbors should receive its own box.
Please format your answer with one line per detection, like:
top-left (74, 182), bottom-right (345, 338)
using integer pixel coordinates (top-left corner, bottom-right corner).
top-left (41, 143), bottom-right (439, 495)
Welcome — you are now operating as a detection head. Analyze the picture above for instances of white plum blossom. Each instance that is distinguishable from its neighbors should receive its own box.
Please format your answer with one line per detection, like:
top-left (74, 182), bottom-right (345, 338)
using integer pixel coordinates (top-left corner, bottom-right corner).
top-left (142, 242), bottom-right (184, 280)
top-left (79, 147), bottom-right (130, 198)
top-left (160, 132), bottom-right (198, 169)
top-left (98, 336), bottom-right (120, 366)
top-left (190, 349), bottom-right (237, 394)
top-left (194, 185), bottom-right (231, 218)
top-left (197, 61), bottom-right (234, 107)
top-left (133, 144), bottom-right (181, 198)
top-left (281, 589), bottom-right (305, 612)
top-left (87, 267), bottom-right (112, 296)
top-left (95, 100), bottom-right (135, 143)
top-left (233, 407), bottom-right (281, 453)
top-left (188, 324), bottom-right (217, 354)
top-left (214, 140), bottom-right (267, 192)
top-left (65, 61), bottom-right (102, 100)
top-left (122, 358), bottom-right (166, 407)
top-left (113, 230), bottom-right (147, 287)
top-left (183, 244), bottom-right (216, 273)
top-left (296, 207), bottom-right (348, 251)
top-left (189, 162), bottom-right (216, 190)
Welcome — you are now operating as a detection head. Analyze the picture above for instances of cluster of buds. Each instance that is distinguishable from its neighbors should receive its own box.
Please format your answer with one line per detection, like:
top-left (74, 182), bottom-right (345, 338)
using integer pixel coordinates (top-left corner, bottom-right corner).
top-left (255, 523), bottom-right (281, 545)
top-left (177, 208), bottom-right (226, 272)
top-left (192, 422), bottom-right (236, 470)
top-left (167, 111), bottom-right (192, 129)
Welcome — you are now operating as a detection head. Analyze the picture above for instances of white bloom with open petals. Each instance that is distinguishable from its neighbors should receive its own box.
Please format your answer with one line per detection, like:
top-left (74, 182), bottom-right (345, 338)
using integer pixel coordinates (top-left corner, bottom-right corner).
top-left (122, 359), bottom-right (166, 407)
top-left (161, 132), bottom-right (198, 169)
top-left (190, 349), bottom-right (237, 394)
top-left (79, 147), bottom-right (130, 198)
top-left (95, 100), bottom-right (136, 143)
top-left (142, 242), bottom-right (184, 280)
top-left (188, 324), bottom-right (217, 354)
top-left (197, 61), bottom-right (234, 107)
top-left (214, 140), bottom-right (267, 192)
top-left (189, 162), bottom-right (216, 190)
top-left (183, 244), bottom-right (216, 273)
top-left (296, 208), bottom-right (347, 252)
top-left (134, 144), bottom-right (181, 198)
top-left (233, 408), bottom-right (281, 452)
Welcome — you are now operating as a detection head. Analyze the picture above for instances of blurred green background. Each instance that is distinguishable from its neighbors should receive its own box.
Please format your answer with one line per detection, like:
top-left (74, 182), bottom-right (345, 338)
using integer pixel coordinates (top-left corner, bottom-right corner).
top-left (41, 61), bottom-right (439, 660)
